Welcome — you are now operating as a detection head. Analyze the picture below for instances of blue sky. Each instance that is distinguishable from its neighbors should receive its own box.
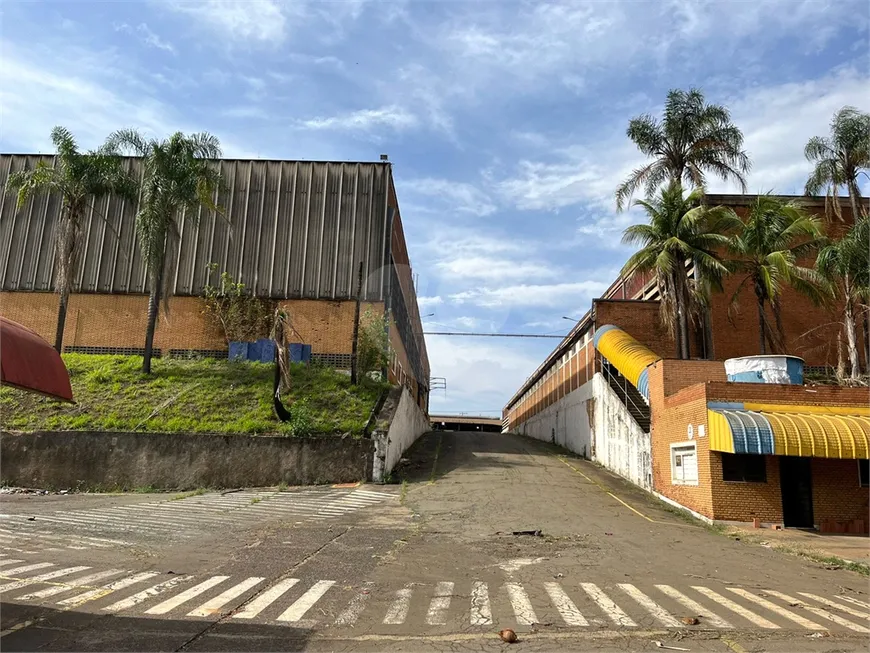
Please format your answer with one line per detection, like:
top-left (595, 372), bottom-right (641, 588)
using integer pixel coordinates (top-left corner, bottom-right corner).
top-left (2, 0), bottom-right (868, 416)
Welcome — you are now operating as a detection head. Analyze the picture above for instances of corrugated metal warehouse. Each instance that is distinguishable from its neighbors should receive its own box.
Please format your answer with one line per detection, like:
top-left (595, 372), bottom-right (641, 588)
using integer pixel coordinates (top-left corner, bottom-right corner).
top-left (0, 155), bottom-right (429, 409)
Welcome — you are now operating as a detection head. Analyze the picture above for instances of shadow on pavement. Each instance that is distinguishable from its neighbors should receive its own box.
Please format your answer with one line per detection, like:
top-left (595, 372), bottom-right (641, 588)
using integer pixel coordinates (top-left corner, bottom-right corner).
top-left (0, 602), bottom-right (313, 652)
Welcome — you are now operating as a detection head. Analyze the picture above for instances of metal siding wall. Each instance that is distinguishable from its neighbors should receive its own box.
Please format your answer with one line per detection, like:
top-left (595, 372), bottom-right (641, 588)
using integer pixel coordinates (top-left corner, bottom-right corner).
top-left (0, 155), bottom-right (390, 301)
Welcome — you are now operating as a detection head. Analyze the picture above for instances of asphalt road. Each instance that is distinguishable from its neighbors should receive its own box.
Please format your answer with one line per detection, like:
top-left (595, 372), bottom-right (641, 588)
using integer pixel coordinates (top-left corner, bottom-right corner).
top-left (1, 431), bottom-right (868, 652)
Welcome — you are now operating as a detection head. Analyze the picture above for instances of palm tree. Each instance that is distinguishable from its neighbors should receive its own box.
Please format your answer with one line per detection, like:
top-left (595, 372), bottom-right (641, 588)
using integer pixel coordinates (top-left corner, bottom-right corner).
top-left (105, 130), bottom-right (222, 373)
top-left (615, 88), bottom-right (751, 211)
top-left (5, 127), bottom-right (137, 352)
top-left (805, 106), bottom-right (870, 220)
top-left (621, 183), bottom-right (740, 359)
top-left (816, 218), bottom-right (870, 380)
top-left (726, 195), bottom-right (827, 355)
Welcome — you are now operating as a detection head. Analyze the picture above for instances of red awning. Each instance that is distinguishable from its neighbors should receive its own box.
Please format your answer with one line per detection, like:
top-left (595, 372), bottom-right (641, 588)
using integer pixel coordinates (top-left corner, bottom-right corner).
top-left (0, 317), bottom-right (74, 402)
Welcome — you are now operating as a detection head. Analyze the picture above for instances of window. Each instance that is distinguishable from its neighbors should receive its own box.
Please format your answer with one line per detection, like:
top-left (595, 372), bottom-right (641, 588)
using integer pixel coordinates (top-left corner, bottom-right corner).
top-left (671, 443), bottom-right (698, 485)
top-left (860, 460), bottom-right (869, 487)
top-left (721, 453), bottom-right (767, 483)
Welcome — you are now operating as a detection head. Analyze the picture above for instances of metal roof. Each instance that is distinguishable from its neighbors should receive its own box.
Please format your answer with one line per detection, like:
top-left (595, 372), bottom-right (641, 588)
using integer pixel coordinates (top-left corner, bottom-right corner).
top-left (0, 156), bottom-right (393, 301)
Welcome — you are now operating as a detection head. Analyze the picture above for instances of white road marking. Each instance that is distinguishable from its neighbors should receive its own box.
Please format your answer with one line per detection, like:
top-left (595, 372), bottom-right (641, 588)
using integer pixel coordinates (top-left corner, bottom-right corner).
top-left (334, 583), bottom-right (373, 626)
top-left (58, 572), bottom-right (159, 608)
top-left (798, 593), bottom-right (870, 619)
top-left (17, 570), bottom-right (126, 600)
top-left (505, 583), bottom-right (539, 625)
top-left (233, 578), bottom-right (300, 619)
top-left (102, 575), bottom-right (195, 613)
top-left (277, 580), bottom-right (336, 622)
top-left (145, 576), bottom-right (229, 615)
top-left (544, 582), bottom-right (588, 626)
top-left (470, 582), bottom-right (492, 626)
top-left (762, 590), bottom-right (869, 633)
top-left (0, 559), bottom-right (24, 568)
top-left (618, 583), bottom-right (681, 627)
top-left (655, 585), bottom-right (732, 628)
top-left (693, 587), bottom-right (778, 629)
top-left (727, 588), bottom-right (825, 630)
top-left (0, 566), bottom-right (90, 593)
top-left (188, 577), bottom-right (265, 617)
top-left (383, 586), bottom-right (413, 625)
top-left (1, 563), bottom-right (55, 576)
top-left (426, 581), bottom-right (454, 625)
top-left (841, 596), bottom-right (870, 610)
top-left (581, 583), bottom-right (636, 627)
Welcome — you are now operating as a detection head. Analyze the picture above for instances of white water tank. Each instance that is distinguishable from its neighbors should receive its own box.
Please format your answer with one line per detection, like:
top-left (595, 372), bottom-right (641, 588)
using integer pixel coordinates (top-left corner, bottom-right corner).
top-left (724, 355), bottom-right (804, 385)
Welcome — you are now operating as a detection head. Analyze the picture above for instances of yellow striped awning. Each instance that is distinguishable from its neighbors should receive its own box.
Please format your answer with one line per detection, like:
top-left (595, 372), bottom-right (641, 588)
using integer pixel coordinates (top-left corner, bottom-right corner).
top-left (707, 402), bottom-right (870, 459)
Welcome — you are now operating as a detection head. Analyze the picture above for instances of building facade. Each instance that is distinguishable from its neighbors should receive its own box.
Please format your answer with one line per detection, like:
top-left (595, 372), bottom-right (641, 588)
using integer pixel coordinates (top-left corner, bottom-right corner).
top-left (503, 195), bottom-right (868, 531)
top-left (0, 155), bottom-right (430, 410)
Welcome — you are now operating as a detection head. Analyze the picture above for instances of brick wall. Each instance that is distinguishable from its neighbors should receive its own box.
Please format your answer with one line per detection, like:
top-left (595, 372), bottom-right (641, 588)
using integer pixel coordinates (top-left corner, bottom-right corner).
top-left (706, 381), bottom-right (870, 408)
top-left (648, 363), bottom-right (716, 518)
top-left (659, 359), bottom-right (727, 398)
top-left (594, 299), bottom-right (678, 358)
top-left (812, 458), bottom-right (869, 529)
top-left (1, 291), bottom-right (382, 356)
top-left (709, 454), bottom-right (783, 523)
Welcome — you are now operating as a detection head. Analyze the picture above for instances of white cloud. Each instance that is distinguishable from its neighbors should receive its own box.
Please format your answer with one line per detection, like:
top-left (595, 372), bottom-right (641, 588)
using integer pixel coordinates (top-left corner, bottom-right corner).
top-left (298, 106), bottom-right (418, 132)
top-left (450, 280), bottom-right (609, 309)
top-left (716, 66), bottom-right (870, 195)
top-left (425, 336), bottom-right (546, 414)
top-left (402, 177), bottom-right (496, 217)
top-left (160, 0), bottom-right (295, 43)
top-left (417, 296), bottom-right (444, 309)
top-left (437, 257), bottom-right (557, 283)
top-left (115, 23), bottom-right (175, 53)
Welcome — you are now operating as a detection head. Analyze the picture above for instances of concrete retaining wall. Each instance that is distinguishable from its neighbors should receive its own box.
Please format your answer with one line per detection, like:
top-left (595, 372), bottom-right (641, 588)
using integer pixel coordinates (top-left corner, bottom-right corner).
top-left (515, 373), bottom-right (651, 490)
top-left (0, 430), bottom-right (374, 490)
top-left (372, 386), bottom-right (430, 482)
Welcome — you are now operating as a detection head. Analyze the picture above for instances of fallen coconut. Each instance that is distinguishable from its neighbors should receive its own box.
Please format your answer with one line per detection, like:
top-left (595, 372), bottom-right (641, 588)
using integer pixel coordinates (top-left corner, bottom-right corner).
top-left (499, 628), bottom-right (518, 643)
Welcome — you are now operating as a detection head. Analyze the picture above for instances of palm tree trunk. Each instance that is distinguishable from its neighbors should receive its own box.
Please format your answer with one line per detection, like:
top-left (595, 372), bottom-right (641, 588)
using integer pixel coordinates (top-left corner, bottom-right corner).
top-left (757, 296), bottom-right (767, 355)
top-left (844, 293), bottom-right (860, 382)
top-left (847, 180), bottom-right (866, 219)
top-left (863, 308), bottom-right (870, 375)
top-left (142, 266), bottom-right (163, 374)
top-left (674, 261), bottom-right (691, 359)
top-left (54, 290), bottom-right (69, 353)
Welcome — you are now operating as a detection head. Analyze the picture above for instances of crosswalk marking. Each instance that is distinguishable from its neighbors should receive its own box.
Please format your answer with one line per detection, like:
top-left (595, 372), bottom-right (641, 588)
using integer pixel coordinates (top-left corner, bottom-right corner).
top-left (0, 559), bottom-right (24, 568)
top-left (0, 566), bottom-right (90, 593)
top-left (334, 583), bottom-right (373, 626)
top-left (618, 583), bottom-right (680, 627)
top-left (426, 581), bottom-right (454, 625)
top-left (581, 583), bottom-right (636, 627)
top-left (1, 562), bottom-right (55, 576)
top-left (384, 586), bottom-right (413, 625)
top-left (544, 582), bottom-right (588, 626)
top-left (841, 596), bottom-right (870, 610)
top-left (58, 572), bottom-right (159, 608)
top-left (763, 590), bottom-right (870, 633)
top-left (102, 575), bottom-right (195, 613)
top-left (505, 583), bottom-right (538, 625)
top-left (233, 577), bottom-right (300, 619)
top-left (277, 580), bottom-right (335, 622)
top-left (188, 577), bottom-right (265, 617)
top-left (145, 576), bottom-right (229, 615)
top-left (655, 584), bottom-right (732, 629)
top-left (799, 593), bottom-right (870, 619)
top-left (16, 569), bottom-right (126, 600)
top-left (726, 588), bottom-right (824, 630)
top-left (470, 581), bottom-right (492, 626)
top-left (693, 586), bottom-right (778, 629)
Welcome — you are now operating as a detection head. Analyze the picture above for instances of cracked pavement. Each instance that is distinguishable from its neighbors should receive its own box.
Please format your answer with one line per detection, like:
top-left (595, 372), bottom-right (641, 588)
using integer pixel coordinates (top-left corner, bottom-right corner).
top-left (1, 431), bottom-right (868, 652)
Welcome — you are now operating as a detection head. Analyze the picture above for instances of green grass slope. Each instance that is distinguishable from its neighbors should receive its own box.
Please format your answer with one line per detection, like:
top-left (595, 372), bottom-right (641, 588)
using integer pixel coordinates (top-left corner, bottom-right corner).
top-left (0, 354), bottom-right (387, 437)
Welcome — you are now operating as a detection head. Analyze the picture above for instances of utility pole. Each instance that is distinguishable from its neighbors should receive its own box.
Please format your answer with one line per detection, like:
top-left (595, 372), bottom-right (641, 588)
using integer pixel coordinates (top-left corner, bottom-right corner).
top-left (350, 261), bottom-right (363, 384)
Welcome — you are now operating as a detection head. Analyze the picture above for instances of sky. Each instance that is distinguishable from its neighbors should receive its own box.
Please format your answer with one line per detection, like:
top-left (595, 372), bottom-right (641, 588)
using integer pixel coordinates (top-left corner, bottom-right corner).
top-left (2, 0), bottom-right (869, 417)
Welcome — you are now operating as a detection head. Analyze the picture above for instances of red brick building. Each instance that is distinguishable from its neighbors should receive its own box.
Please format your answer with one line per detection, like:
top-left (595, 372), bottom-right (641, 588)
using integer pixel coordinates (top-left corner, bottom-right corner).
top-left (504, 195), bottom-right (868, 531)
